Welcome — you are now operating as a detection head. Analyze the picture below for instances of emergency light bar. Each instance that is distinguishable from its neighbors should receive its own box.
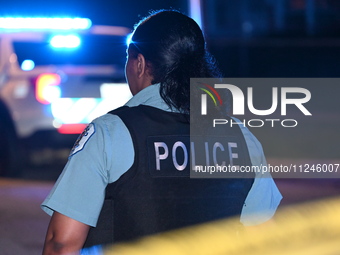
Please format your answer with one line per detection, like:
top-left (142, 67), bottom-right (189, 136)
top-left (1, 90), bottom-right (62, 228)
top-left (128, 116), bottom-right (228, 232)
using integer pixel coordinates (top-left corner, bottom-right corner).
top-left (50, 34), bottom-right (81, 48)
top-left (0, 17), bottom-right (92, 30)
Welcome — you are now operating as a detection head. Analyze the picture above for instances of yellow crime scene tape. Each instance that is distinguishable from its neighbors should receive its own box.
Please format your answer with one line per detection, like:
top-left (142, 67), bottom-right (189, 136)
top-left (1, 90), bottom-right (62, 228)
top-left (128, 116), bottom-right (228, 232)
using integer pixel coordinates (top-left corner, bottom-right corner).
top-left (103, 196), bottom-right (340, 255)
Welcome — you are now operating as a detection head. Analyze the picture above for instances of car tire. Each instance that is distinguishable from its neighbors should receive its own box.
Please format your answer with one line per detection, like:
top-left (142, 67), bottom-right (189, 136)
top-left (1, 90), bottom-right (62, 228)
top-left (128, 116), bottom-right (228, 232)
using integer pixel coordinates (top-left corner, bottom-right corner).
top-left (0, 99), bottom-right (22, 177)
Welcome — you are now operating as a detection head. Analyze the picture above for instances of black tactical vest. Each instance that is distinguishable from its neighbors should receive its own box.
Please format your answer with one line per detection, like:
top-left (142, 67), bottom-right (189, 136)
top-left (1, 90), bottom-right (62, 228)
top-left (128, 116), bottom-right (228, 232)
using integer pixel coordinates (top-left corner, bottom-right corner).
top-left (84, 105), bottom-right (254, 247)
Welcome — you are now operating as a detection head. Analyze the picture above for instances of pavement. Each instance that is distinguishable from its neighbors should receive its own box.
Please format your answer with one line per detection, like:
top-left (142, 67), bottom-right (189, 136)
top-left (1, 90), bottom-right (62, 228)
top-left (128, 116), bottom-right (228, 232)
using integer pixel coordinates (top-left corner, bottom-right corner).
top-left (0, 178), bottom-right (52, 255)
top-left (0, 167), bottom-right (339, 255)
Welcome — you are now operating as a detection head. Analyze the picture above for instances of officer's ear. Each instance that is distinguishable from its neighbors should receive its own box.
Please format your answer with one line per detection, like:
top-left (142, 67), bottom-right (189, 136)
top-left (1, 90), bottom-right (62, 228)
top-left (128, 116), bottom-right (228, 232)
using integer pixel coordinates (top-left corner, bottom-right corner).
top-left (136, 53), bottom-right (147, 78)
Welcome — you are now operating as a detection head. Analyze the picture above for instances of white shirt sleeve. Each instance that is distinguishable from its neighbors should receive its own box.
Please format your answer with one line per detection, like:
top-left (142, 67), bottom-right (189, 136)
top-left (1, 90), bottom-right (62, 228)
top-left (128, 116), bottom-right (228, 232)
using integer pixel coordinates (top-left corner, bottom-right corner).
top-left (235, 118), bottom-right (283, 226)
top-left (41, 114), bottom-right (134, 227)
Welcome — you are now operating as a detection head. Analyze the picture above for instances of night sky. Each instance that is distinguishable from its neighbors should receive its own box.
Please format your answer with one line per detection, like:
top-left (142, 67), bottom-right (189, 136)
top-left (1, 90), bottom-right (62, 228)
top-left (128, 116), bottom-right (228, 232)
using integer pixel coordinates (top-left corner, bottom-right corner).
top-left (0, 0), bottom-right (189, 28)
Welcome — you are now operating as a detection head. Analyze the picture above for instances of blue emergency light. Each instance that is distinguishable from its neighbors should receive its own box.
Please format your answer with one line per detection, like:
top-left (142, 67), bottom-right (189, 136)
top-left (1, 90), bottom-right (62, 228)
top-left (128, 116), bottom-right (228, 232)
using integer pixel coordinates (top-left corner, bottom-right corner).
top-left (21, 59), bottom-right (35, 71)
top-left (50, 34), bottom-right (81, 48)
top-left (0, 17), bottom-right (92, 30)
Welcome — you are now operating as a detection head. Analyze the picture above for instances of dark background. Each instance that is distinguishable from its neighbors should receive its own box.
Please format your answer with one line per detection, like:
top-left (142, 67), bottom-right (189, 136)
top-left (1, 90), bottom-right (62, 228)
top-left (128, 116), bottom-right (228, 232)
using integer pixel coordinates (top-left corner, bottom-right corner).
top-left (1, 0), bottom-right (339, 77)
top-left (2, 0), bottom-right (340, 78)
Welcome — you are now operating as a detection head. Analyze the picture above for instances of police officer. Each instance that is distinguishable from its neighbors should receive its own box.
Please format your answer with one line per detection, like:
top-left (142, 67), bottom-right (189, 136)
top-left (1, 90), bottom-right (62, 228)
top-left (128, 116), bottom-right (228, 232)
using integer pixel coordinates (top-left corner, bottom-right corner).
top-left (42, 10), bottom-right (282, 254)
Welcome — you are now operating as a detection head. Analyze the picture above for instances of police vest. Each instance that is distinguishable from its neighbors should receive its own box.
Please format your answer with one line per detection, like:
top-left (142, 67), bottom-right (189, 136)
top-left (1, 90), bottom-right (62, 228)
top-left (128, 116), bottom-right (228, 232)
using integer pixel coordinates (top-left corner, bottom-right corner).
top-left (84, 105), bottom-right (254, 247)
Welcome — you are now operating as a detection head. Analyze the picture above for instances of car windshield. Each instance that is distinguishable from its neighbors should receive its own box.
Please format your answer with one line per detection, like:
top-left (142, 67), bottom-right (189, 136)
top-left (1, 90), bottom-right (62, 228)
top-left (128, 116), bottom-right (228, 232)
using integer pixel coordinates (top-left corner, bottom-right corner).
top-left (13, 34), bottom-right (127, 67)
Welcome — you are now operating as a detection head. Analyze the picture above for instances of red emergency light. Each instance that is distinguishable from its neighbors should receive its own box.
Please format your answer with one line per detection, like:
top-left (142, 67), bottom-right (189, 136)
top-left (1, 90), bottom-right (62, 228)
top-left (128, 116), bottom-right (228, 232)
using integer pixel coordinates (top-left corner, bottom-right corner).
top-left (35, 73), bottom-right (61, 104)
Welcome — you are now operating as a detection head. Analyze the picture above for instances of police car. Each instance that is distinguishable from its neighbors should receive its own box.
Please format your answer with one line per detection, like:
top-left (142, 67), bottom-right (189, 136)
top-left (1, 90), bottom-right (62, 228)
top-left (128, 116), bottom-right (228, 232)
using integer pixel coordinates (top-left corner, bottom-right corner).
top-left (0, 17), bottom-right (132, 176)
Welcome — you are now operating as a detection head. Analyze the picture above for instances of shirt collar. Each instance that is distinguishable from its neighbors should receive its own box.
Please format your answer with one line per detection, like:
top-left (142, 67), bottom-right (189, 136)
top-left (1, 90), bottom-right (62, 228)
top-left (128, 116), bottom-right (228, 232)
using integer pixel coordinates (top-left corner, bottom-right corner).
top-left (125, 83), bottom-right (172, 111)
